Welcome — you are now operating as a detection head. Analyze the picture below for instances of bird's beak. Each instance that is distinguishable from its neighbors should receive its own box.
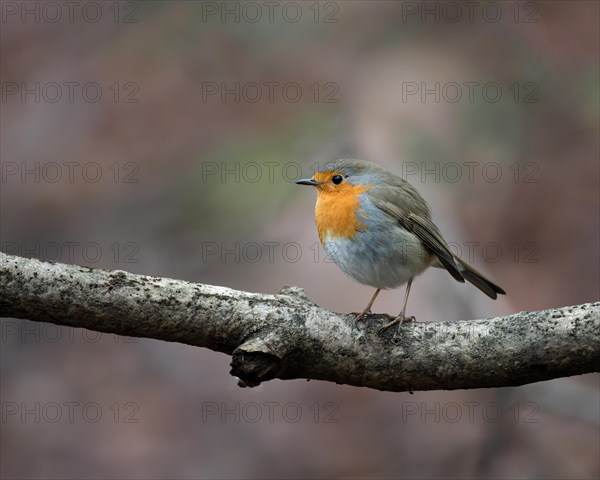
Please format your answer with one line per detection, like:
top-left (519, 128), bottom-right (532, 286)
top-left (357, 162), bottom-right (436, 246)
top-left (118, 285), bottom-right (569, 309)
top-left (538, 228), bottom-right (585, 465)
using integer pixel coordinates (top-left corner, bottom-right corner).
top-left (296, 178), bottom-right (320, 186)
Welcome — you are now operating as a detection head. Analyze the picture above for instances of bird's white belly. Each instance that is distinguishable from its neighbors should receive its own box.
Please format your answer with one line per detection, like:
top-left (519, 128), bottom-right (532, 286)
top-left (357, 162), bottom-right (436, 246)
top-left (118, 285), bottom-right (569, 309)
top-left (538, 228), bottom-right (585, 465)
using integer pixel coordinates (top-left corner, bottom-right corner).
top-left (322, 228), bottom-right (433, 289)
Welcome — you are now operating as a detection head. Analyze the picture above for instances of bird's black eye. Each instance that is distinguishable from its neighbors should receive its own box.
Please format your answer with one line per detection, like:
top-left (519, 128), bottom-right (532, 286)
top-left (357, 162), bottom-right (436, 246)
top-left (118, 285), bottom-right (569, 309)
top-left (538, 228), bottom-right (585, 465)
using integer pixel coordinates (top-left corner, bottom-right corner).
top-left (332, 175), bottom-right (344, 185)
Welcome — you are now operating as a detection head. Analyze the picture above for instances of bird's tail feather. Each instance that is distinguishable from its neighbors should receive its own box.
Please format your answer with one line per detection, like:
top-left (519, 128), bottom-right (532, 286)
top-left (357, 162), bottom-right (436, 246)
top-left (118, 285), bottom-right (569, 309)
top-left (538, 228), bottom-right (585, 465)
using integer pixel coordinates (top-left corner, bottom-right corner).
top-left (455, 257), bottom-right (506, 299)
top-left (432, 257), bottom-right (506, 299)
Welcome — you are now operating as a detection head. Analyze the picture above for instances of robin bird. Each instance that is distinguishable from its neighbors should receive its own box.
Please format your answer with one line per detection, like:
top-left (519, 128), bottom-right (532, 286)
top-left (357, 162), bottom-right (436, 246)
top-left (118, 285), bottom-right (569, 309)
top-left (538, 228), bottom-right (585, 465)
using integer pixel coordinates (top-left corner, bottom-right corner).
top-left (296, 158), bottom-right (505, 330)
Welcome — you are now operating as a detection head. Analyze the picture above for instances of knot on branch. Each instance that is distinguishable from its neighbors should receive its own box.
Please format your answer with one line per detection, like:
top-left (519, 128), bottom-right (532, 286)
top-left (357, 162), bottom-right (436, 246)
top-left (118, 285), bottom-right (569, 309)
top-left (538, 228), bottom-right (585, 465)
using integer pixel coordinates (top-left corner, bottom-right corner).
top-left (230, 337), bottom-right (286, 387)
top-left (230, 349), bottom-right (282, 388)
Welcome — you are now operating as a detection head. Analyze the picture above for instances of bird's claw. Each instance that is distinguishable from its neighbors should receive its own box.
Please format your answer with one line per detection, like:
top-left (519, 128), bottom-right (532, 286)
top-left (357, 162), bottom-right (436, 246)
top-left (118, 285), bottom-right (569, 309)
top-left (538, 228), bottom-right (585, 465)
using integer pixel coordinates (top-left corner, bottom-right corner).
top-left (379, 315), bottom-right (416, 332)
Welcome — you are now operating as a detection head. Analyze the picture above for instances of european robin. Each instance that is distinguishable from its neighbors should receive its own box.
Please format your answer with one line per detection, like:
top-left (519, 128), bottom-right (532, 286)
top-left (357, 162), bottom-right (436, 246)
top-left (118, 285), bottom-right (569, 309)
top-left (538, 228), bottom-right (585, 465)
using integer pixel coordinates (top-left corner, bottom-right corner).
top-left (296, 158), bottom-right (505, 329)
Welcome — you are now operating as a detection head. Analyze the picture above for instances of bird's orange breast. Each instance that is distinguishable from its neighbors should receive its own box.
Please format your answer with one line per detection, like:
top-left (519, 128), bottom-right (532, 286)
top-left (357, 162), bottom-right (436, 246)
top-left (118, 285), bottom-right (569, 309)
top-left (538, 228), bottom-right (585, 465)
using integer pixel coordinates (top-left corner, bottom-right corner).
top-left (314, 182), bottom-right (372, 244)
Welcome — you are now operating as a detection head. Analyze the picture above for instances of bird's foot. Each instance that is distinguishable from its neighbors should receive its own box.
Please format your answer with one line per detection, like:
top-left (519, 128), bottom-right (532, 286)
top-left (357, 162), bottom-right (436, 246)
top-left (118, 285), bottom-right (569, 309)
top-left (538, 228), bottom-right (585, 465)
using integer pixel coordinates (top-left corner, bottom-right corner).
top-left (379, 314), bottom-right (416, 332)
top-left (355, 308), bottom-right (372, 322)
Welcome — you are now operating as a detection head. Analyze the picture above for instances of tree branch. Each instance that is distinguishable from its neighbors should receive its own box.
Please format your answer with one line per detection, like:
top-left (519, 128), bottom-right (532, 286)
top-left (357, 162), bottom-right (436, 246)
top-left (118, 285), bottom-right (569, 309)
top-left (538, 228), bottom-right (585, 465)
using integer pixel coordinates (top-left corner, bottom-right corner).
top-left (1, 253), bottom-right (598, 392)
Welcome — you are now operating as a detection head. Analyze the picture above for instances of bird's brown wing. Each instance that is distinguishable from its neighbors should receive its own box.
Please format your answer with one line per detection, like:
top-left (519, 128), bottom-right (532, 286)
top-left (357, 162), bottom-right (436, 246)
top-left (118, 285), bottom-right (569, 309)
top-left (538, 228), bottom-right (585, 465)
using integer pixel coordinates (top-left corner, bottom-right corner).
top-left (370, 192), bottom-right (506, 298)
top-left (369, 196), bottom-right (465, 283)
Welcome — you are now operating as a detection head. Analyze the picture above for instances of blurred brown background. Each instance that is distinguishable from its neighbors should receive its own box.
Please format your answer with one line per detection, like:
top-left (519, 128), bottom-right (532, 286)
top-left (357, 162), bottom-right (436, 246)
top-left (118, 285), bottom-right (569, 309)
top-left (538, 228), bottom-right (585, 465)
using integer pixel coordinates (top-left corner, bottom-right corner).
top-left (1, 1), bottom-right (598, 479)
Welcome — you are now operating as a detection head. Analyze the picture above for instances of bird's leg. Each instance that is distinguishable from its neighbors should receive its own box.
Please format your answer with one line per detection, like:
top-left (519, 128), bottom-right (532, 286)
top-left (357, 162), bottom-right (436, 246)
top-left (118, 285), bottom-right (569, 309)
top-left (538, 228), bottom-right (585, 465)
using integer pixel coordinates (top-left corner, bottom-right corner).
top-left (380, 279), bottom-right (415, 331)
top-left (355, 288), bottom-right (381, 322)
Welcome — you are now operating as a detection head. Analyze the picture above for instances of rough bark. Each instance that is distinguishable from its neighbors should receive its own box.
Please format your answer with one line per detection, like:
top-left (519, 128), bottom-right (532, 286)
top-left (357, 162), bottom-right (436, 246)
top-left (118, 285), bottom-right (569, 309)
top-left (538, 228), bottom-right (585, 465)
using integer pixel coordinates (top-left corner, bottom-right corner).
top-left (1, 253), bottom-right (598, 392)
